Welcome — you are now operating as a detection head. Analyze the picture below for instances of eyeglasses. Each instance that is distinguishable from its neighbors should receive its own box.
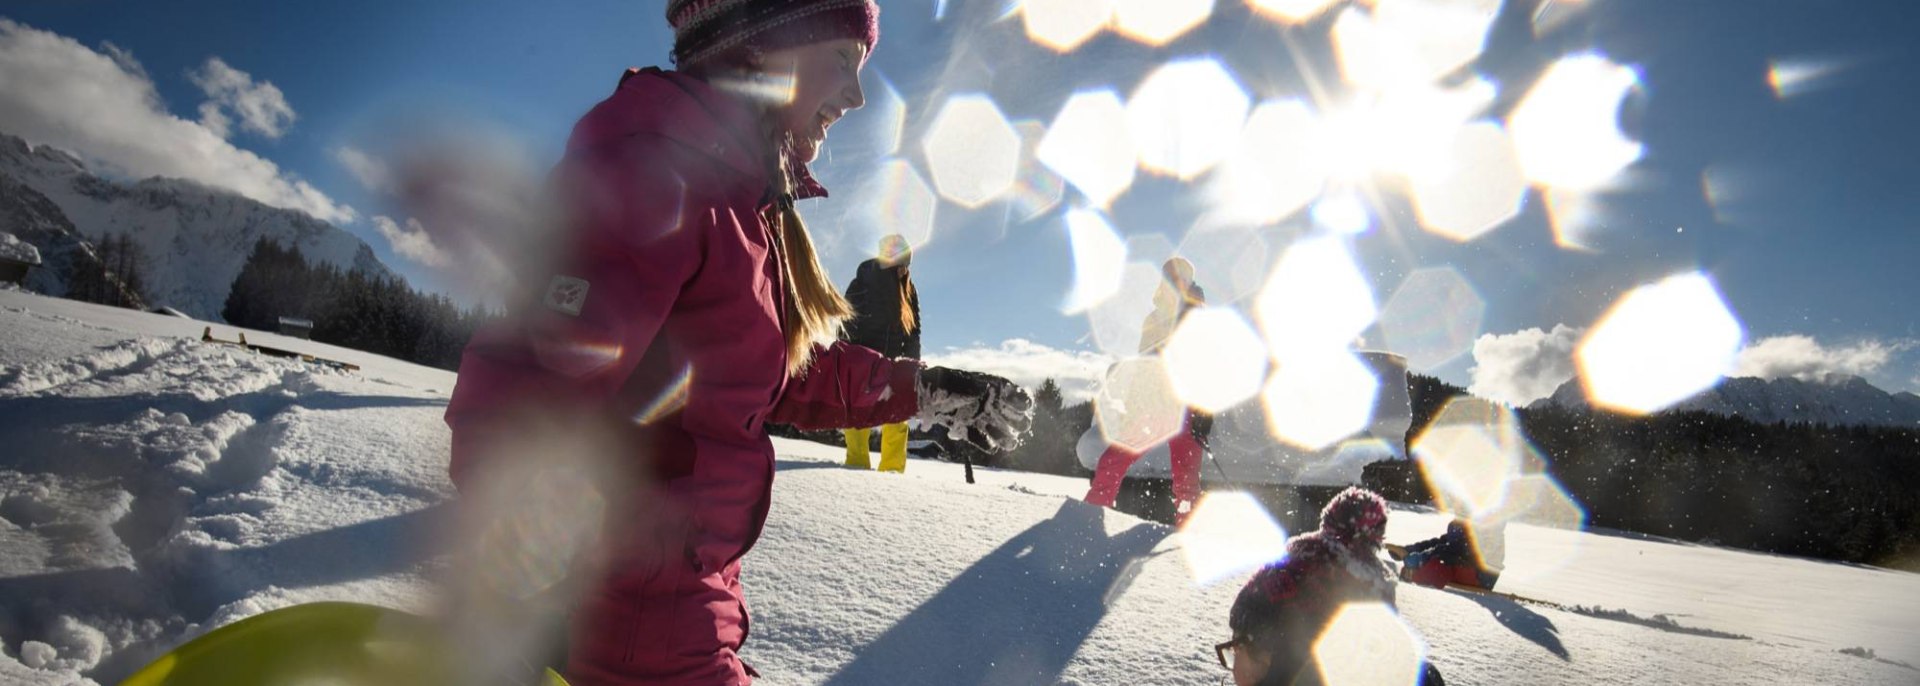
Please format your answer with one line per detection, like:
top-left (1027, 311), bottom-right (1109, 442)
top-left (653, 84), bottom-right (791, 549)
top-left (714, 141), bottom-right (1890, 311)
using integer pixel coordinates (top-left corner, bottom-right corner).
top-left (1215, 639), bottom-right (1239, 670)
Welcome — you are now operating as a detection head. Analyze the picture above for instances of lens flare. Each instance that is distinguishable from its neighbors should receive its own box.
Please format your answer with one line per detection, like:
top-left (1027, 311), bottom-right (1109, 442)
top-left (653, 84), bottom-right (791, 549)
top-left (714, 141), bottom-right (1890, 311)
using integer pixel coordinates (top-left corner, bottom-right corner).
top-left (1089, 261), bottom-right (1168, 355)
top-left (1767, 57), bottom-right (1850, 100)
top-left (1254, 236), bottom-right (1377, 357)
top-left (1329, 1), bottom-right (1501, 94)
top-left (1408, 121), bottom-right (1526, 241)
top-left (1039, 90), bottom-right (1138, 207)
top-left (1127, 57), bottom-right (1251, 179)
top-left (1379, 267), bottom-right (1485, 371)
top-left (1161, 308), bottom-right (1270, 413)
top-left (1062, 209), bottom-right (1130, 313)
top-left (1179, 491), bottom-right (1289, 586)
top-left (1312, 603), bottom-right (1427, 686)
top-left (1176, 218), bottom-right (1270, 304)
top-left (631, 364), bottom-right (694, 426)
top-left (708, 72), bottom-right (796, 106)
top-left (1310, 193), bottom-right (1372, 235)
top-left (1576, 272), bottom-right (1744, 415)
top-left (1248, 0), bottom-right (1341, 24)
top-left (1509, 54), bottom-right (1644, 191)
top-left (922, 94), bottom-right (1022, 208)
top-left (1488, 473), bottom-right (1588, 582)
top-left (1209, 99), bottom-right (1328, 225)
top-left (1261, 349), bottom-right (1381, 451)
top-left (1413, 398), bottom-right (1524, 517)
top-left (864, 73), bottom-right (907, 156)
top-left (1019, 0), bottom-right (1116, 52)
top-left (1543, 187), bottom-right (1604, 251)
top-left (863, 158), bottom-right (938, 252)
top-left (1095, 356), bottom-right (1188, 453)
top-left (1009, 120), bottom-right (1068, 222)
top-left (1112, 0), bottom-right (1215, 46)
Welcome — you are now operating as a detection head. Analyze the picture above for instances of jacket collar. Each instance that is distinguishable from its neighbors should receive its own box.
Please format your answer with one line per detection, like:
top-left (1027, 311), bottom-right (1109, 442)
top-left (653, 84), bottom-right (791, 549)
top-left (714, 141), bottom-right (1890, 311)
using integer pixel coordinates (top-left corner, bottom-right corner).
top-left (569, 67), bottom-right (828, 200)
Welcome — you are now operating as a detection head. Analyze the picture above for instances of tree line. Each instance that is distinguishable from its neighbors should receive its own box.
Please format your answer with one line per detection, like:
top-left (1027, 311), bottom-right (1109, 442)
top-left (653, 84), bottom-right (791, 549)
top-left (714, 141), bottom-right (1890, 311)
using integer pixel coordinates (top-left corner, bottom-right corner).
top-left (223, 238), bottom-right (492, 371)
top-left (60, 231), bottom-right (148, 310)
top-left (1396, 375), bottom-right (1920, 570)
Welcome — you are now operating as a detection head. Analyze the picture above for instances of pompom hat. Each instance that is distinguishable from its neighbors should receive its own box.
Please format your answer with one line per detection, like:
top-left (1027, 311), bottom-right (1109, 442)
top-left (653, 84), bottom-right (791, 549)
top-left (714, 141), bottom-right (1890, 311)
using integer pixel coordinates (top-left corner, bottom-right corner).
top-left (667, 0), bottom-right (881, 66)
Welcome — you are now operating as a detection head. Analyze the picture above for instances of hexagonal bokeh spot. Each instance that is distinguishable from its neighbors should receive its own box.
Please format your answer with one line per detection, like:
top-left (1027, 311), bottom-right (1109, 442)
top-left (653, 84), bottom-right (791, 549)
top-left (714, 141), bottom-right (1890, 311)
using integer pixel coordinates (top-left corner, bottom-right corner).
top-left (1176, 218), bottom-right (1269, 305)
top-left (922, 94), bottom-right (1022, 209)
top-left (1332, 1), bottom-right (1501, 92)
top-left (1019, 0), bottom-right (1115, 53)
top-left (1412, 398), bottom-right (1522, 518)
top-left (1095, 357), bottom-right (1188, 453)
top-left (1039, 90), bottom-right (1138, 207)
top-left (1254, 236), bottom-right (1377, 358)
top-left (1312, 603), bottom-right (1427, 686)
top-left (1262, 350), bottom-right (1380, 451)
top-left (1486, 473), bottom-right (1588, 583)
top-left (1577, 272), bottom-right (1744, 414)
top-left (862, 72), bottom-right (907, 157)
top-left (1088, 261), bottom-right (1169, 356)
top-left (1374, 0), bottom-right (1504, 82)
top-left (1509, 54), bottom-right (1644, 191)
top-left (1127, 58), bottom-right (1251, 180)
top-left (1061, 209), bottom-right (1129, 313)
top-left (1009, 120), bottom-right (1067, 222)
top-left (1249, 0), bottom-right (1341, 24)
top-left (1179, 491), bottom-right (1289, 586)
top-left (1161, 308), bottom-right (1270, 413)
top-left (1409, 121), bottom-right (1526, 241)
top-left (1311, 193), bottom-right (1373, 235)
top-left (1379, 267), bottom-right (1486, 372)
top-left (1544, 188), bottom-right (1603, 251)
top-left (1112, 0), bottom-right (1214, 46)
top-left (854, 158), bottom-right (937, 254)
top-left (1210, 99), bottom-right (1327, 225)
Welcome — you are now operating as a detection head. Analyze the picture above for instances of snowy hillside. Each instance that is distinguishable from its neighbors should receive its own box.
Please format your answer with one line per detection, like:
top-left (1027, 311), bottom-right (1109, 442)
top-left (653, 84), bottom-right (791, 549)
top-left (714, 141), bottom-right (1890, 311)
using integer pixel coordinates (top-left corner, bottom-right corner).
top-left (0, 132), bottom-right (393, 320)
top-left (1533, 373), bottom-right (1920, 429)
top-left (2, 288), bottom-right (1917, 685)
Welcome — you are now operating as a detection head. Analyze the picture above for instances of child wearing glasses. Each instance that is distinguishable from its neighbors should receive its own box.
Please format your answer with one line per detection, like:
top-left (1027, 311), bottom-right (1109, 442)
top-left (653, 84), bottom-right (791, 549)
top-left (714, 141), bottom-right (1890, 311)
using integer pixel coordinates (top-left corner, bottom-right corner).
top-left (1218, 488), bottom-right (1445, 685)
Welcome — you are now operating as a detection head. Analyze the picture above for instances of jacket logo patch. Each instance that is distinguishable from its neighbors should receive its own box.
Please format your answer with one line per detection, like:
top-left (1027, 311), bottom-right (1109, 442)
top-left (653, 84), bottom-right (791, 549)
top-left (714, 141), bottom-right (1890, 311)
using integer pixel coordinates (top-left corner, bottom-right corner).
top-left (544, 275), bottom-right (590, 316)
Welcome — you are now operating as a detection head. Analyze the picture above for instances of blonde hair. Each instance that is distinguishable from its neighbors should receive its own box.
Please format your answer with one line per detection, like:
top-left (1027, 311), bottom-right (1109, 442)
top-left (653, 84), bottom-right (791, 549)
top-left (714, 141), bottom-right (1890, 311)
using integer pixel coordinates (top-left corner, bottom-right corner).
top-left (765, 139), bottom-right (853, 378)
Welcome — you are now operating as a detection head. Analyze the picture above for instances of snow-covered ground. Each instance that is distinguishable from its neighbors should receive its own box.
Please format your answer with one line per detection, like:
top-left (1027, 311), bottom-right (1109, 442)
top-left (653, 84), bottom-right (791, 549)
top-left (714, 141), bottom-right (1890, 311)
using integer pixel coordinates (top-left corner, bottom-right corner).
top-left (2, 288), bottom-right (1916, 685)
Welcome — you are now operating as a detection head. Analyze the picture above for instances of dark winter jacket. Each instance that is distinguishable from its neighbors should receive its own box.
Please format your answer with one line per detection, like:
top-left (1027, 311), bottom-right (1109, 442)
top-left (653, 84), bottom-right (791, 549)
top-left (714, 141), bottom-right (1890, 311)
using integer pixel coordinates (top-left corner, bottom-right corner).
top-left (841, 258), bottom-right (921, 359)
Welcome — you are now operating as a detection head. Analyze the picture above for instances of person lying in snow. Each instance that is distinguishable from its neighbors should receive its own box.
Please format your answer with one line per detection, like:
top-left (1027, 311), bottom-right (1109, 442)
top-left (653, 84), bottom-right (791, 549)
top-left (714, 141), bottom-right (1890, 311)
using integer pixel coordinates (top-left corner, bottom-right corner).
top-left (1394, 517), bottom-right (1505, 591)
top-left (1219, 488), bottom-right (1445, 685)
top-left (444, 2), bottom-right (1032, 684)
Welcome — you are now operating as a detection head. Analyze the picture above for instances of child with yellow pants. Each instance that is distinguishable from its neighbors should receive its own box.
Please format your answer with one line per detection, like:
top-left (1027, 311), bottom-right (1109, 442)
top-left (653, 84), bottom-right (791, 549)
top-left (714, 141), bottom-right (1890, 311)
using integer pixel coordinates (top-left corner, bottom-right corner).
top-left (844, 422), bottom-right (910, 472)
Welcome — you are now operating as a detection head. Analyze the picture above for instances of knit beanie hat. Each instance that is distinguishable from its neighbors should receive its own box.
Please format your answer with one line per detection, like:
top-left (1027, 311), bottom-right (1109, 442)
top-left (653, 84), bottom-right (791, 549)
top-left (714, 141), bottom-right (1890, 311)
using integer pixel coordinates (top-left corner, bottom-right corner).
top-left (666, 0), bottom-right (881, 67)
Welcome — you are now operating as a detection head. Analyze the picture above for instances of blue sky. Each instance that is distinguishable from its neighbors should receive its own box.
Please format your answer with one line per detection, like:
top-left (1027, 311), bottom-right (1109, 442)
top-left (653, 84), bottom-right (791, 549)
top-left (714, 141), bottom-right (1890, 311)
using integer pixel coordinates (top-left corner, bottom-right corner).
top-left (3, 0), bottom-right (1917, 402)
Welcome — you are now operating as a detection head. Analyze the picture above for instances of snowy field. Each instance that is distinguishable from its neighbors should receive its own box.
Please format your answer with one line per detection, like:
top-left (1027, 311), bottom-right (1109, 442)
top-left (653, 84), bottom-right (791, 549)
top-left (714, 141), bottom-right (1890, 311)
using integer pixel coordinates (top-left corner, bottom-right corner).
top-left (1, 288), bottom-right (1917, 685)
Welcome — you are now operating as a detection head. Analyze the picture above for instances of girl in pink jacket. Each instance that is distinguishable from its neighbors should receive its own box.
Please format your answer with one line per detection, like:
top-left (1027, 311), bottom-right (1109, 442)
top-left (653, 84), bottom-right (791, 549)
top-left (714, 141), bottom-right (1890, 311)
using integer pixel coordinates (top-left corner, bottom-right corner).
top-left (445, 2), bottom-right (1030, 684)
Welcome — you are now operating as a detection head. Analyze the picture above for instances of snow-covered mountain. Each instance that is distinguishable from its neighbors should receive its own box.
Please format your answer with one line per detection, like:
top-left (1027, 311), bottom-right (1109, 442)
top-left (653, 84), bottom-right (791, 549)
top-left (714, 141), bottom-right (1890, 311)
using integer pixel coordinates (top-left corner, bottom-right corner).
top-left (1532, 374), bottom-right (1920, 429)
top-left (0, 131), bottom-right (392, 320)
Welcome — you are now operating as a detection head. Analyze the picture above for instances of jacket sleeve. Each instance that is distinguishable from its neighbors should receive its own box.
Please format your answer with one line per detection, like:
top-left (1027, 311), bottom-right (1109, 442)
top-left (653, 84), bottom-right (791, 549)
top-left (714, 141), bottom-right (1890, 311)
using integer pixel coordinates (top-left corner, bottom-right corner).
top-left (768, 341), bottom-right (921, 431)
top-left (445, 138), bottom-right (708, 489)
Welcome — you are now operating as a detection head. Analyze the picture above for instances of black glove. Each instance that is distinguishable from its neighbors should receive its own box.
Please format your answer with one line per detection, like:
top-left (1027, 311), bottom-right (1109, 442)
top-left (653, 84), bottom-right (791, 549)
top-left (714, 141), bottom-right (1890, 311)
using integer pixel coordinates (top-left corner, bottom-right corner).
top-left (917, 366), bottom-right (1034, 453)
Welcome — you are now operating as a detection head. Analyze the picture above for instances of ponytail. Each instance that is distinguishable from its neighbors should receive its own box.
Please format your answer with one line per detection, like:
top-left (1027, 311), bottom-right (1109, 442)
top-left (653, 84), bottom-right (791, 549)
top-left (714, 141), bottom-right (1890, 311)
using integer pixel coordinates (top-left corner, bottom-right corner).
top-left (765, 141), bottom-right (853, 378)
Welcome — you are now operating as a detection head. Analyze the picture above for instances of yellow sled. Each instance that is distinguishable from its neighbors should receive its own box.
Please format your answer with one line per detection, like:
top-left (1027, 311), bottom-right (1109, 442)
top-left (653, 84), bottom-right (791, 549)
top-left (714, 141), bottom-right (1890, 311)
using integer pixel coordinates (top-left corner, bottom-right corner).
top-left (121, 601), bottom-right (569, 686)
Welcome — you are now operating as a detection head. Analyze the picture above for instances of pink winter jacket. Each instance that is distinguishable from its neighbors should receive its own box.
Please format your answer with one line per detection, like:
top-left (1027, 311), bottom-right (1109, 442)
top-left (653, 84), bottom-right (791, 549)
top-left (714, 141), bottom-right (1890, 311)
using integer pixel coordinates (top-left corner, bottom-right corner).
top-left (446, 67), bottom-right (919, 576)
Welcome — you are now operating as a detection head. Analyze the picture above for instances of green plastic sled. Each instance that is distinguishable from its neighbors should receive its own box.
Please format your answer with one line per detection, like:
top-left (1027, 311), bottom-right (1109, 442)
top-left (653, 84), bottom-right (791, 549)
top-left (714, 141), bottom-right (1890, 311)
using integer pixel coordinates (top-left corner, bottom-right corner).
top-left (121, 601), bottom-right (569, 686)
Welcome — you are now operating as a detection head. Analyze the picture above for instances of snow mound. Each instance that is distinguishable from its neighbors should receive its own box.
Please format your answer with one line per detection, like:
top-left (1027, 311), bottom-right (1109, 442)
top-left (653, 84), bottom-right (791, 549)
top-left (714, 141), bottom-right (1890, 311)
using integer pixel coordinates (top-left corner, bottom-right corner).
top-left (0, 231), bottom-right (40, 265)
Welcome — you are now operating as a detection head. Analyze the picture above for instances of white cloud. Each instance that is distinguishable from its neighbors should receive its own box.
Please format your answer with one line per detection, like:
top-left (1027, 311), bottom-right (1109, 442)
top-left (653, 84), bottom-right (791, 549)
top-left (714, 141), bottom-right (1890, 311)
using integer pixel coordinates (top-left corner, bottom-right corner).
top-left (188, 57), bottom-right (295, 139)
top-left (1468, 324), bottom-right (1583, 406)
top-left (0, 20), bottom-right (353, 223)
top-left (925, 339), bottom-right (1115, 403)
top-left (1733, 335), bottom-right (1911, 382)
top-left (372, 215), bottom-right (450, 268)
top-left (332, 146), bottom-right (394, 194)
